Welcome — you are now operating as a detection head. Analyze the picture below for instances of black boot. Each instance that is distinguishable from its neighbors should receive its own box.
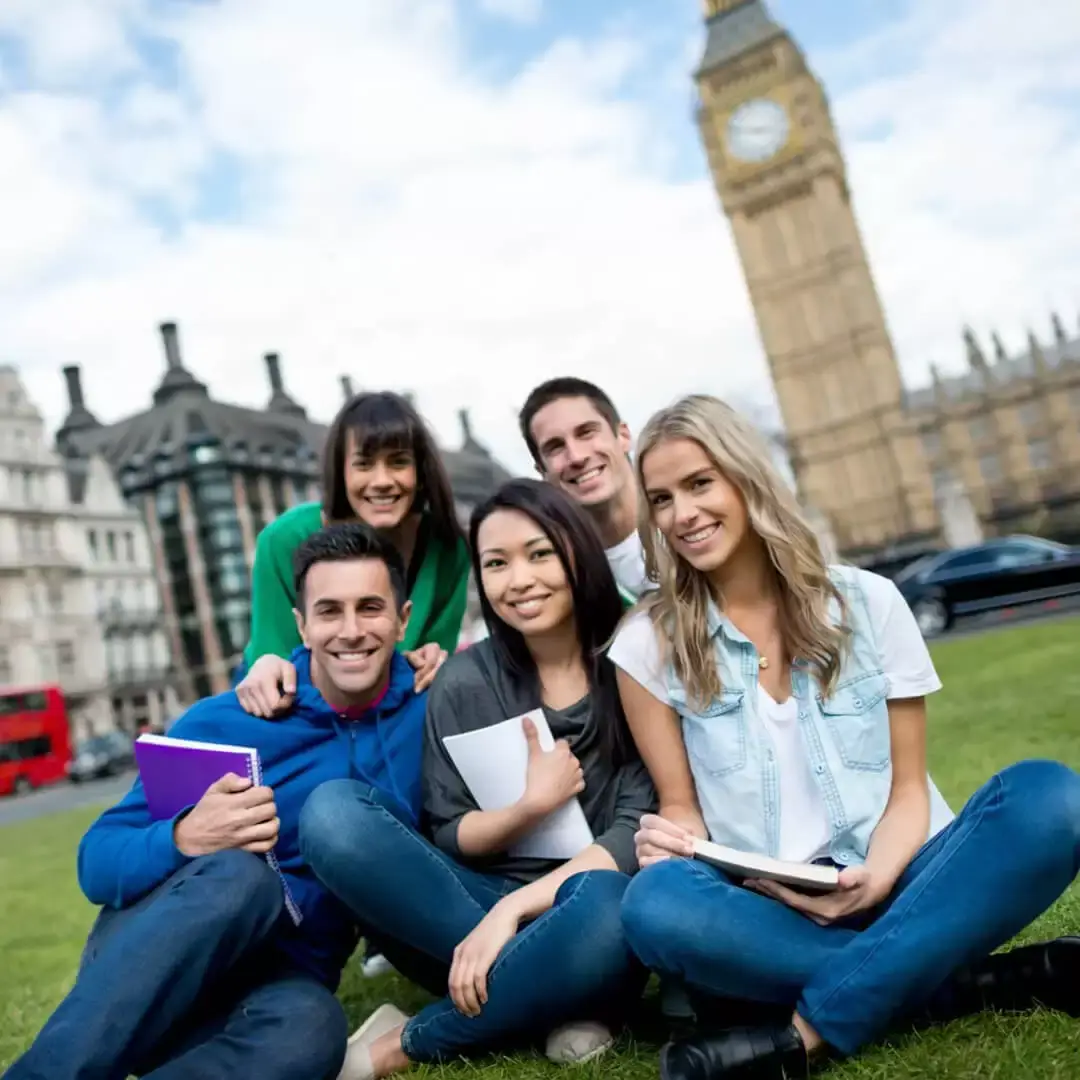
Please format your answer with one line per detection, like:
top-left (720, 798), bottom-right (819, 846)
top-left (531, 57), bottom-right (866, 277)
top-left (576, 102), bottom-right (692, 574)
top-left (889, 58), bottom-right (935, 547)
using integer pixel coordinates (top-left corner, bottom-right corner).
top-left (926, 937), bottom-right (1080, 1023)
top-left (660, 1023), bottom-right (810, 1080)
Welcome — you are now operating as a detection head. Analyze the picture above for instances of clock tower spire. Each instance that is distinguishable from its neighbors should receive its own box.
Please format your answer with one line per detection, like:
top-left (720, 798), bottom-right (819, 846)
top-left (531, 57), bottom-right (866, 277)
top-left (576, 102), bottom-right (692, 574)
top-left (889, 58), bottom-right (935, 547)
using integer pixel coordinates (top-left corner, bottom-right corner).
top-left (693, 2), bottom-right (938, 554)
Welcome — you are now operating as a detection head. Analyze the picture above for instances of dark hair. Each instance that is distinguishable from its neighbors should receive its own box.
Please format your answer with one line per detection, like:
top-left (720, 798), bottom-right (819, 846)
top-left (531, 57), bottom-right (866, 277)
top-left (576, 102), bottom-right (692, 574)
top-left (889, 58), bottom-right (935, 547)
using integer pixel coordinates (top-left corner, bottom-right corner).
top-left (469, 478), bottom-right (631, 765)
top-left (518, 377), bottom-right (623, 467)
top-left (293, 523), bottom-right (408, 611)
top-left (321, 391), bottom-right (465, 549)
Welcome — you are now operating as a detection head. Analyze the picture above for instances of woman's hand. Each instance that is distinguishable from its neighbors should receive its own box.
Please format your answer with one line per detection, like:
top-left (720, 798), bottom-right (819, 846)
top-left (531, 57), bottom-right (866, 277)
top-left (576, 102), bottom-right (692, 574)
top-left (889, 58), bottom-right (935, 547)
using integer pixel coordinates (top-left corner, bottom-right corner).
top-left (746, 865), bottom-right (893, 926)
top-left (634, 813), bottom-right (696, 868)
top-left (403, 642), bottom-right (448, 692)
top-left (235, 655), bottom-right (297, 718)
top-left (448, 901), bottom-right (521, 1017)
top-left (519, 716), bottom-right (584, 817)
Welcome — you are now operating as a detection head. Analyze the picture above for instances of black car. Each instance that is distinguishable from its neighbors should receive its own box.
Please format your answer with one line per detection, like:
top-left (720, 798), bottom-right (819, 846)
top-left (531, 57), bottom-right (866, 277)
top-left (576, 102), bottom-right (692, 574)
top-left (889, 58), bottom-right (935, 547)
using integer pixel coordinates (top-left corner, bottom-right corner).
top-left (68, 731), bottom-right (136, 784)
top-left (894, 535), bottom-right (1080, 637)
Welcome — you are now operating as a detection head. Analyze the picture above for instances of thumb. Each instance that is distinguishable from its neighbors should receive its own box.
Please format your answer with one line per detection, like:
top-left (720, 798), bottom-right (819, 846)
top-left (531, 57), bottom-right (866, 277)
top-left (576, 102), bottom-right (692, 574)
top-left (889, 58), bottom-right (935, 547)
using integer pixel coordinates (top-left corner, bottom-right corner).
top-left (280, 661), bottom-right (297, 696)
top-left (209, 772), bottom-right (252, 795)
top-left (522, 716), bottom-right (540, 752)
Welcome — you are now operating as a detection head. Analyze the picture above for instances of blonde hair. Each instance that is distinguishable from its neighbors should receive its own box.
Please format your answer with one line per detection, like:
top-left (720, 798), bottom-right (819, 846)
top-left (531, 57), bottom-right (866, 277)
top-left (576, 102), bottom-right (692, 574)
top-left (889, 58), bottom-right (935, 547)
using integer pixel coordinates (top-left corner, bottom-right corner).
top-left (635, 394), bottom-right (848, 708)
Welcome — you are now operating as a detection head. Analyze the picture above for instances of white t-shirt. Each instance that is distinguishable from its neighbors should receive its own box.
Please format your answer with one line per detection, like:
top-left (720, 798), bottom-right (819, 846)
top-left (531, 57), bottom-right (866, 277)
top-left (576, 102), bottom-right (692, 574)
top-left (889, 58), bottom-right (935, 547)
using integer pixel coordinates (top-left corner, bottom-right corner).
top-left (605, 530), bottom-right (651, 603)
top-left (608, 567), bottom-right (943, 862)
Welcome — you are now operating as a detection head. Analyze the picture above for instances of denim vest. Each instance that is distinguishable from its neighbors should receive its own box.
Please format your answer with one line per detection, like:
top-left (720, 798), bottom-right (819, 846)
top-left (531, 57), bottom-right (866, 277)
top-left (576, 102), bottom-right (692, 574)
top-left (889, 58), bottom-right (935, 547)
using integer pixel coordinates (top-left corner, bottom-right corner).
top-left (664, 565), bottom-right (954, 866)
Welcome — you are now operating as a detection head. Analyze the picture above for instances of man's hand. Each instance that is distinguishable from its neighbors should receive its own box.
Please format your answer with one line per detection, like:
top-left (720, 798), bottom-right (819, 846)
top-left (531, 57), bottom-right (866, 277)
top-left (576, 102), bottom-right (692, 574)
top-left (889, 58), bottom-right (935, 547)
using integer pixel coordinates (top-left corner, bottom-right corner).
top-left (173, 773), bottom-right (279, 857)
top-left (519, 716), bottom-right (584, 818)
top-left (403, 642), bottom-right (448, 692)
top-left (746, 865), bottom-right (893, 926)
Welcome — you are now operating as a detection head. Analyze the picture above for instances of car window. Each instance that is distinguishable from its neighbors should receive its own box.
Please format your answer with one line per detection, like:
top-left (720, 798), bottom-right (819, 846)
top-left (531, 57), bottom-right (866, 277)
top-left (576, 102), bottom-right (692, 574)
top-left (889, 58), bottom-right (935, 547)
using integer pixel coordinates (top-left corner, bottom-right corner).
top-left (931, 549), bottom-right (996, 573)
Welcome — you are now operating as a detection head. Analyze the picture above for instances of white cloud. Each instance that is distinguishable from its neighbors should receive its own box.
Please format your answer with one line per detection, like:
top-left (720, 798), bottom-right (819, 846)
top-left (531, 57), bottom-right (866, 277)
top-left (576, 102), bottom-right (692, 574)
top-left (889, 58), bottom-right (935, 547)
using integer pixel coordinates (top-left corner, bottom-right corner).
top-left (0, 0), bottom-right (1077, 480)
top-left (478, 0), bottom-right (543, 27)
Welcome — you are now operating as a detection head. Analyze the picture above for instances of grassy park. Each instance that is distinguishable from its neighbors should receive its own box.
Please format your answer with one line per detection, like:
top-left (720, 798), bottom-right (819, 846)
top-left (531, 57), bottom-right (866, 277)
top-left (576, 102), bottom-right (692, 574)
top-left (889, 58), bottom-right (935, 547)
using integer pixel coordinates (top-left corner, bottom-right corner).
top-left (2, 616), bottom-right (1079, 1078)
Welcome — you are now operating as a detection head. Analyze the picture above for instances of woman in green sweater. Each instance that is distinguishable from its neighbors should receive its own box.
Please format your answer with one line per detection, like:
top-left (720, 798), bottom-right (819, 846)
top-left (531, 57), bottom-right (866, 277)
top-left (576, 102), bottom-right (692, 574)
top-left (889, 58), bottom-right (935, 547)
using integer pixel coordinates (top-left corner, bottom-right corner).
top-left (235, 391), bottom-right (471, 716)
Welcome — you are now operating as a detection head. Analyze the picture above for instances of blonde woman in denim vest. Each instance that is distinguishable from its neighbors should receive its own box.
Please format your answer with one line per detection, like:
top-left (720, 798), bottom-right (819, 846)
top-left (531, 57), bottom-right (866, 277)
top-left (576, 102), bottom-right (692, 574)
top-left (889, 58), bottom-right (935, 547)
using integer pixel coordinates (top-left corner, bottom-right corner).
top-left (607, 394), bottom-right (1080, 1080)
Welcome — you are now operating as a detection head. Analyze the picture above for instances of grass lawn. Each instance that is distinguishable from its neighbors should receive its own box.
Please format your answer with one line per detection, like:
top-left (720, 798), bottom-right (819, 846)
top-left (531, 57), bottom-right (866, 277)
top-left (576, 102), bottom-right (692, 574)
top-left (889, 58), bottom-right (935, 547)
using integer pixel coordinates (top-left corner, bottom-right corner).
top-left (3, 616), bottom-right (1080, 1078)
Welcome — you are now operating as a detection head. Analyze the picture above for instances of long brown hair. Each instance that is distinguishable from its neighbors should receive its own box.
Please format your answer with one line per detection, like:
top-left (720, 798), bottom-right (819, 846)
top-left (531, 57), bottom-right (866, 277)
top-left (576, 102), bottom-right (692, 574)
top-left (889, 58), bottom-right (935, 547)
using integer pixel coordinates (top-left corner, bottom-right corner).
top-left (321, 391), bottom-right (464, 549)
top-left (635, 394), bottom-right (848, 709)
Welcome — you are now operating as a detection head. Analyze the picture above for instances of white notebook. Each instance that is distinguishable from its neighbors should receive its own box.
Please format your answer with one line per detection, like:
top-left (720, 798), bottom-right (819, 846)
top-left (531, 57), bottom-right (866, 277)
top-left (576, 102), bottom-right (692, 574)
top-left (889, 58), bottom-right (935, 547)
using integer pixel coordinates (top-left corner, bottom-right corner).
top-left (692, 837), bottom-right (840, 894)
top-left (441, 709), bottom-right (595, 860)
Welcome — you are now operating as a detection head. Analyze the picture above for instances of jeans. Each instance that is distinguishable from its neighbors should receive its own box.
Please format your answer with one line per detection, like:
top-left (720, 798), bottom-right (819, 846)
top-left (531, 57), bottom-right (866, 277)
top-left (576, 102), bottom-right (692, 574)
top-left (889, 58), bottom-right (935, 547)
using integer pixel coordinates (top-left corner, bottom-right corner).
top-left (621, 759), bottom-right (1080, 1056)
top-left (300, 779), bottom-right (645, 1063)
top-left (4, 850), bottom-right (347, 1080)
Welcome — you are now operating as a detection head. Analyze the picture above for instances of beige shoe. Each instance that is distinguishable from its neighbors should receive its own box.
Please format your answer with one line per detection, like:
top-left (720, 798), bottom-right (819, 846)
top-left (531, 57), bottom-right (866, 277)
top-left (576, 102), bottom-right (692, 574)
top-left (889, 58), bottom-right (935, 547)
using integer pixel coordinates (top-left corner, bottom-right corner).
top-left (337, 1003), bottom-right (411, 1080)
top-left (544, 1020), bottom-right (615, 1064)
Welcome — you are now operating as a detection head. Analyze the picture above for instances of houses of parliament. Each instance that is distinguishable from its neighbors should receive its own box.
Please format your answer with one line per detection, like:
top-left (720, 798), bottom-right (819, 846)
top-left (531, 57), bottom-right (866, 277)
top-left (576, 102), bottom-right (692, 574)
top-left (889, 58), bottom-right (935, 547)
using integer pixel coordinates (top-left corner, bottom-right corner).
top-left (694, 0), bottom-right (1080, 561)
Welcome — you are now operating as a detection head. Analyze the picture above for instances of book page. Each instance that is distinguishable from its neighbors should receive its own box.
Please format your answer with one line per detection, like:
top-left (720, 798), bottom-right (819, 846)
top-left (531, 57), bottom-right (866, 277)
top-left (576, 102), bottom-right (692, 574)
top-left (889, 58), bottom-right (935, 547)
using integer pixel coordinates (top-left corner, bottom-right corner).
top-left (441, 709), bottom-right (595, 860)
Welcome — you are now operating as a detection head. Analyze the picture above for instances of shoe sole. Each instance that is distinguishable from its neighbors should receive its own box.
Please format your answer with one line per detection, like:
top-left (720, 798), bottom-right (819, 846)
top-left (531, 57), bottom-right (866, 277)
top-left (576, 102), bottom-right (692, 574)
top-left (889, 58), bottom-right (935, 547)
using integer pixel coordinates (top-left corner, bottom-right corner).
top-left (347, 1004), bottom-right (409, 1048)
top-left (1042, 937), bottom-right (1080, 1017)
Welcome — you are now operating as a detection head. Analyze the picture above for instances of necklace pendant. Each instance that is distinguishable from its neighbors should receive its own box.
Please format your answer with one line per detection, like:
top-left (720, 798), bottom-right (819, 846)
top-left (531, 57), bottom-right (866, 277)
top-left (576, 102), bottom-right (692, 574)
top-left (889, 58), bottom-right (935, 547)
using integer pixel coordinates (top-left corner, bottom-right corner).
top-left (758, 656), bottom-right (769, 670)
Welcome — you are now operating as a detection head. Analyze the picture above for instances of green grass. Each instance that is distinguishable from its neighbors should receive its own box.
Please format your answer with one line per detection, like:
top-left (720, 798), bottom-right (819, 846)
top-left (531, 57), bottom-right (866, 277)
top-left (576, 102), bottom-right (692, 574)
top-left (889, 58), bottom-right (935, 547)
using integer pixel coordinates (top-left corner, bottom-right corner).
top-left (3, 617), bottom-right (1080, 1078)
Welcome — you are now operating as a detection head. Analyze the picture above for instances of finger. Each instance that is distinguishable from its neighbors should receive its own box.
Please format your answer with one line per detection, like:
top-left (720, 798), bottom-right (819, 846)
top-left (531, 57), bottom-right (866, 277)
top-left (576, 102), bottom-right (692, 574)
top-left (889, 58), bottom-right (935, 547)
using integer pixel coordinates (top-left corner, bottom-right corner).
top-left (240, 800), bottom-right (278, 825)
top-left (240, 835), bottom-right (278, 853)
top-left (522, 717), bottom-right (540, 750)
top-left (270, 692), bottom-right (295, 716)
top-left (640, 827), bottom-right (694, 857)
top-left (753, 879), bottom-right (826, 917)
top-left (280, 663), bottom-right (297, 696)
top-left (639, 813), bottom-right (689, 839)
top-left (208, 772), bottom-right (252, 795)
top-left (413, 666), bottom-right (438, 692)
top-left (454, 958), bottom-right (480, 1017)
top-left (238, 817), bottom-right (280, 843)
top-left (475, 962), bottom-right (490, 1008)
top-left (234, 785), bottom-right (276, 809)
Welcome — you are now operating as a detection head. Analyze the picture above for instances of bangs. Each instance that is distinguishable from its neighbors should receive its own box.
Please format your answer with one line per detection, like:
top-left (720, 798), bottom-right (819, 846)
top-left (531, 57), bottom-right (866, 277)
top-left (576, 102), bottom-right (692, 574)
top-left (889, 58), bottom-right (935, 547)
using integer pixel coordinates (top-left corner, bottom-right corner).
top-left (340, 395), bottom-right (422, 459)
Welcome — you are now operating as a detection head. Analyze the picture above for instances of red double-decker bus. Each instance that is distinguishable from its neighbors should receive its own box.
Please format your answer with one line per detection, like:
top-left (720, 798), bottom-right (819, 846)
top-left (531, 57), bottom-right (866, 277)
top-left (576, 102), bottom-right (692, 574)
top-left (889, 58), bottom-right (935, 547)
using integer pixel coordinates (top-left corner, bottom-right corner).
top-left (0, 686), bottom-right (73, 797)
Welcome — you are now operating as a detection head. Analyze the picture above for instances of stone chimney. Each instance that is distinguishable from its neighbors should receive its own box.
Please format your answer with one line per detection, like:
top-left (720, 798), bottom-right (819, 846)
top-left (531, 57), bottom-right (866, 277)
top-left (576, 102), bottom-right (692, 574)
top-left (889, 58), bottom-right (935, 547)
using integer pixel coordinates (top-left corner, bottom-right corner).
top-left (160, 321), bottom-right (183, 370)
top-left (990, 332), bottom-right (1008, 365)
top-left (340, 375), bottom-right (355, 402)
top-left (459, 407), bottom-right (474, 446)
top-left (264, 353), bottom-right (284, 394)
top-left (1028, 328), bottom-right (1048, 374)
top-left (962, 326), bottom-right (987, 371)
top-left (1051, 311), bottom-right (1067, 347)
top-left (63, 366), bottom-right (86, 410)
top-left (56, 365), bottom-right (100, 440)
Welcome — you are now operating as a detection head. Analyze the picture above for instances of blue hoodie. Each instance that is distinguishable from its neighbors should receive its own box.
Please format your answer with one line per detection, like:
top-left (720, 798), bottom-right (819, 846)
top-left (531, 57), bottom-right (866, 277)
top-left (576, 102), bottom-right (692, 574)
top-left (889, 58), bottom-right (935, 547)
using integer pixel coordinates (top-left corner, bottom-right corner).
top-left (77, 646), bottom-right (425, 990)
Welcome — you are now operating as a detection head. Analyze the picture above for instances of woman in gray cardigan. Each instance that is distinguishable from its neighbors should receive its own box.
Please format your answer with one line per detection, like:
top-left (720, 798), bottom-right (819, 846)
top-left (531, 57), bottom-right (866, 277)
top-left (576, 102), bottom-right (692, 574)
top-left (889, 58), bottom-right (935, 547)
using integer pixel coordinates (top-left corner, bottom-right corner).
top-left (301, 479), bottom-right (657, 1080)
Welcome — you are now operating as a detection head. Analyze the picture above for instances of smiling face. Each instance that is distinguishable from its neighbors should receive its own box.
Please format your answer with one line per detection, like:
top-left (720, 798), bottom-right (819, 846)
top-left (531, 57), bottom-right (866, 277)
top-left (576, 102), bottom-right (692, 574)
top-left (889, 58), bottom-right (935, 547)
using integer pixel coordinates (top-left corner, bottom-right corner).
top-left (477, 508), bottom-right (574, 638)
top-left (528, 396), bottom-right (634, 511)
top-left (343, 430), bottom-right (418, 530)
top-left (641, 437), bottom-right (753, 576)
top-left (294, 556), bottom-right (410, 705)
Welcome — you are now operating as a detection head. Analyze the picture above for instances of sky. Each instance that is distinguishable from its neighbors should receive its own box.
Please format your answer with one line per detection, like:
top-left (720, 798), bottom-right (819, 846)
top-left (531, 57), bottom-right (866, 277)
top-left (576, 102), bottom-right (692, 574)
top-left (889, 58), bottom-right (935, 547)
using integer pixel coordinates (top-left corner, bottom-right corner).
top-left (1, 0), bottom-right (1078, 476)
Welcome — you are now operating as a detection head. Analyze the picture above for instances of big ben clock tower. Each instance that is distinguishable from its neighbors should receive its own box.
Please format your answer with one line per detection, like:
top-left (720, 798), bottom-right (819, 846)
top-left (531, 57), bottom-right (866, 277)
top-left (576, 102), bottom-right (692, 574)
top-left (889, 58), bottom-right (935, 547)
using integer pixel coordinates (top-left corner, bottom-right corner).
top-left (695, 0), bottom-right (938, 553)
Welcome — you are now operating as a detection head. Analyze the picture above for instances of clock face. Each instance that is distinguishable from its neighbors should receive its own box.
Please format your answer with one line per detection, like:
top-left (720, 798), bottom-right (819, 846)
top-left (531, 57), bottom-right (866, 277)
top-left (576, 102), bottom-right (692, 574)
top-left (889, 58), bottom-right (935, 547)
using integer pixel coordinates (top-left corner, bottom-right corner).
top-left (725, 98), bottom-right (790, 164)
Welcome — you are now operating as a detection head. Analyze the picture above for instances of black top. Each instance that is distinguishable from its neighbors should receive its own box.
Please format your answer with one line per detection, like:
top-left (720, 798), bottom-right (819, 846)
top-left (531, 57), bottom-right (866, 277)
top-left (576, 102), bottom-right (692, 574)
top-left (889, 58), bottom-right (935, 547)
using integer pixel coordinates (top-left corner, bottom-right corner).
top-left (421, 640), bottom-right (657, 882)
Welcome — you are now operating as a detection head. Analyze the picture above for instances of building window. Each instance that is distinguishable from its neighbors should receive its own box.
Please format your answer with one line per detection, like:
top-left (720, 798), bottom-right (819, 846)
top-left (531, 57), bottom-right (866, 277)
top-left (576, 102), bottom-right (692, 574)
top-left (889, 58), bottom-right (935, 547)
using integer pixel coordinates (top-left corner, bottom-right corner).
top-left (192, 443), bottom-right (222, 465)
top-left (156, 482), bottom-right (178, 518)
top-left (1018, 401), bottom-right (1042, 431)
top-left (106, 530), bottom-right (118, 561)
top-left (124, 531), bottom-right (135, 562)
top-left (968, 415), bottom-right (993, 443)
top-left (56, 642), bottom-right (76, 679)
top-left (22, 469), bottom-right (34, 503)
top-left (1028, 438), bottom-right (1053, 472)
top-left (0, 646), bottom-right (10, 684)
top-left (88, 529), bottom-right (99, 561)
top-left (979, 453), bottom-right (1002, 483)
top-left (46, 579), bottom-right (64, 612)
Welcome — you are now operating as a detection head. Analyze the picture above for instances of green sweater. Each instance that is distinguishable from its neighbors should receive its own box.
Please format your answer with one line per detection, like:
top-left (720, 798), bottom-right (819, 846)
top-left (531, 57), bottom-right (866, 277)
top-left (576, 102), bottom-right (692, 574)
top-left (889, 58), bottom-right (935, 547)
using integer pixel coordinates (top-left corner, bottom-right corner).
top-left (242, 501), bottom-right (471, 666)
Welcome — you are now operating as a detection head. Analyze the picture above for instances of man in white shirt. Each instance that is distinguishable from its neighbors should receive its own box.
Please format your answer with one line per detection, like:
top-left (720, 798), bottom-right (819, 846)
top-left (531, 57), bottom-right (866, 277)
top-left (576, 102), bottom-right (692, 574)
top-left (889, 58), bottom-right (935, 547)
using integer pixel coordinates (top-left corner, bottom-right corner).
top-left (518, 378), bottom-right (650, 603)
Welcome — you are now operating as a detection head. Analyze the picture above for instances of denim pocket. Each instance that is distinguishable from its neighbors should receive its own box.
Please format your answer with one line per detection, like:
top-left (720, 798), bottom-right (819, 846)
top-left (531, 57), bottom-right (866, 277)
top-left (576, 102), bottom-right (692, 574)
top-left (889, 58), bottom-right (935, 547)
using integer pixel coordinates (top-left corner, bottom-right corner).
top-left (818, 672), bottom-right (891, 771)
top-left (675, 690), bottom-right (748, 778)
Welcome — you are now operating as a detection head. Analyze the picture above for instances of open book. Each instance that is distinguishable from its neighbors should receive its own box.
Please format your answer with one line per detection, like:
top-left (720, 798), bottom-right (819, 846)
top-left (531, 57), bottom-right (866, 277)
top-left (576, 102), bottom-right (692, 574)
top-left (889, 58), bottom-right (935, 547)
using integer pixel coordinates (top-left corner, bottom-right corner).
top-left (692, 837), bottom-right (840, 894)
top-left (134, 734), bottom-right (303, 925)
top-left (441, 709), bottom-right (595, 860)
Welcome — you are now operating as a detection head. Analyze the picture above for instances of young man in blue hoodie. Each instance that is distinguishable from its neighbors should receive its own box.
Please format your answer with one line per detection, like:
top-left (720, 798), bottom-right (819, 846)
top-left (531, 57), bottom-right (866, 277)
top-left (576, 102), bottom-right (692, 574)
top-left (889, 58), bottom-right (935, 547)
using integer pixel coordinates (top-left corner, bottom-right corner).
top-left (6, 523), bottom-right (428, 1080)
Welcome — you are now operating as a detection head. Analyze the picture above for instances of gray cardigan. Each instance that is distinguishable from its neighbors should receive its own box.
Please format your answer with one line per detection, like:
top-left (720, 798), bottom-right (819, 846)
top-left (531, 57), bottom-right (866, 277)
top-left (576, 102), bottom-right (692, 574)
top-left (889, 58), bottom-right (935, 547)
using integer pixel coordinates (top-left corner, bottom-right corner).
top-left (421, 639), bottom-right (656, 882)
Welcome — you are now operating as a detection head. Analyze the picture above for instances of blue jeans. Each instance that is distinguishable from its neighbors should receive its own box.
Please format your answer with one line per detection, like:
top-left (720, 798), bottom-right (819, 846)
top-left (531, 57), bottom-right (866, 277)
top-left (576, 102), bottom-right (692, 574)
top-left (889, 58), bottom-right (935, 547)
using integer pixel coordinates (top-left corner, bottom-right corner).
top-left (4, 850), bottom-right (347, 1080)
top-left (621, 759), bottom-right (1080, 1056)
top-left (299, 779), bottom-right (645, 1063)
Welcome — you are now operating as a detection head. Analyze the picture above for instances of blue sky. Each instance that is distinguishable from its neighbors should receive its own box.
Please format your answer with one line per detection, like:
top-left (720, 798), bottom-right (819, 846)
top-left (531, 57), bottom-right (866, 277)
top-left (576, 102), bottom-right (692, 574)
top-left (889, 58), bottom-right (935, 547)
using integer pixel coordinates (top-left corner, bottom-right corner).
top-left (0, 0), bottom-right (1077, 472)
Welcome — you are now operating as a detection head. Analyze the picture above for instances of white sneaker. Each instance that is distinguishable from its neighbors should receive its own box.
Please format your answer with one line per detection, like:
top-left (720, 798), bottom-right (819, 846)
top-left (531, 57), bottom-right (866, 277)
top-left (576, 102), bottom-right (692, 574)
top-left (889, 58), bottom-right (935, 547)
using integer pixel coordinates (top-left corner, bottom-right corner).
top-left (337, 1003), bottom-right (411, 1080)
top-left (361, 953), bottom-right (394, 978)
top-left (544, 1020), bottom-right (615, 1064)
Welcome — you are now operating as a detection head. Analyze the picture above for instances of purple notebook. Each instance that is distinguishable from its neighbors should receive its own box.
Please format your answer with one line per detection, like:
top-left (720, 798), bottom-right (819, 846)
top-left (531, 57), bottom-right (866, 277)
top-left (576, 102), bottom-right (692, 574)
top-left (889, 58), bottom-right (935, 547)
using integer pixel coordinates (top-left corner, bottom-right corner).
top-left (135, 733), bottom-right (303, 925)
